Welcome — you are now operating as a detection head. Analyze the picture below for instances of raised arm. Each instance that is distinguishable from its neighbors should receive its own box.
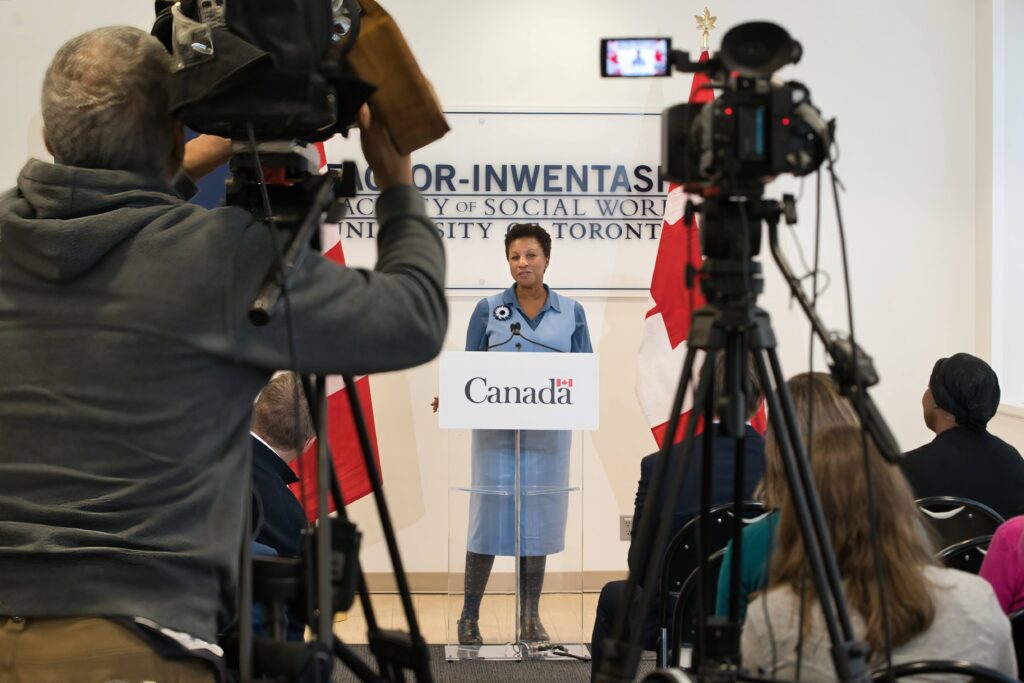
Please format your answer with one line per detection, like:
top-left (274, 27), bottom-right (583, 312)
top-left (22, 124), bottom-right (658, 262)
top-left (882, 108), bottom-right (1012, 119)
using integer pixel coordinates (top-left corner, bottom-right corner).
top-left (229, 105), bottom-right (447, 375)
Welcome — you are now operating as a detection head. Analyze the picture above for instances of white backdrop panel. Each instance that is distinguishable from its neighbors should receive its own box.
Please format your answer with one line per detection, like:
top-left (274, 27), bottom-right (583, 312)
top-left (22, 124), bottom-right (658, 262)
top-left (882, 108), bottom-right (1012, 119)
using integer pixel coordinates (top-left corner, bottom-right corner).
top-left (326, 110), bottom-right (666, 290)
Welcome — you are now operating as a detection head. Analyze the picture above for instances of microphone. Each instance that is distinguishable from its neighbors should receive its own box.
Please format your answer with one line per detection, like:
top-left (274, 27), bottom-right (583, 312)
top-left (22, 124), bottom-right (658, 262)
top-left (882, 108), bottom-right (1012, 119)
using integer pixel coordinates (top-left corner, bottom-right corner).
top-left (487, 322), bottom-right (521, 351)
top-left (486, 321), bottom-right (563, 352)
top-left (514, 322), bottom-right (564, 353)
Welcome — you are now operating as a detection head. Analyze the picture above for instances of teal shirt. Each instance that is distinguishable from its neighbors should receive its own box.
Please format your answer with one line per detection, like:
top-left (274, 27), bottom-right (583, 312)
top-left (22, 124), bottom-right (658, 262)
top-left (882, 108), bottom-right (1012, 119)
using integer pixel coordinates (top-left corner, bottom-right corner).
top-left (715, 511), bottom-right (779, 622)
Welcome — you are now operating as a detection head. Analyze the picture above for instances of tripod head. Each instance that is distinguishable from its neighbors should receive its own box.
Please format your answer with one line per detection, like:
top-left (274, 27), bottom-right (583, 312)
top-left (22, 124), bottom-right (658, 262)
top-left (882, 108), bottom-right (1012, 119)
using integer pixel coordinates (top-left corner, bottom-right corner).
top-left (687, 193), bottom-right (900, 462)
top-left (227, 141), bottom-right (359, 327)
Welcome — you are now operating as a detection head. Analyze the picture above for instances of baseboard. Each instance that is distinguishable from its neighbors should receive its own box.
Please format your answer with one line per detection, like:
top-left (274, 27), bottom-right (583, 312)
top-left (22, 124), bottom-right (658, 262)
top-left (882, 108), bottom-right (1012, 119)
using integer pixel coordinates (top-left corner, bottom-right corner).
top-left (363, 571), bottom-right (627, 593)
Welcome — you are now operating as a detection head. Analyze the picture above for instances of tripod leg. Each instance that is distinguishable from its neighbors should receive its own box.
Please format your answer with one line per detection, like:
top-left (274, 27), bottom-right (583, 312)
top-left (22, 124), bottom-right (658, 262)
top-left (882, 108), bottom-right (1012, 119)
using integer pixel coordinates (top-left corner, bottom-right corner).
top-left (596, 342), bottom-right (705, 683)
top-left (601, 335), bottom-right (728, 683)
top-left (750, 344), bottom-right (869, 682)
top-left (341, 374), bottom-right (427, 643)
top-left (762, 346), bottom-right (852, 638)
top-left (693, 348), bottom-right (718, 668)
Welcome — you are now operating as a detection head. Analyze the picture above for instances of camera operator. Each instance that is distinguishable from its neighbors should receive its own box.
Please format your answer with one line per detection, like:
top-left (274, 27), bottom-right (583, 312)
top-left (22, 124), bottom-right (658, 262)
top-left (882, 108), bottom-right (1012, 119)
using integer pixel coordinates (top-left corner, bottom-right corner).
top-left (0, 25), bottom-right (446, 681)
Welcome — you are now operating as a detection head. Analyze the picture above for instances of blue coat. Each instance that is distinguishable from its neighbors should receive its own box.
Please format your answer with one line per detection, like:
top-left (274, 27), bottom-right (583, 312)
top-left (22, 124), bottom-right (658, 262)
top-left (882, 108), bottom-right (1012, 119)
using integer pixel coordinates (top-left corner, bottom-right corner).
top-left (465, 284), bottom-right (592, 556)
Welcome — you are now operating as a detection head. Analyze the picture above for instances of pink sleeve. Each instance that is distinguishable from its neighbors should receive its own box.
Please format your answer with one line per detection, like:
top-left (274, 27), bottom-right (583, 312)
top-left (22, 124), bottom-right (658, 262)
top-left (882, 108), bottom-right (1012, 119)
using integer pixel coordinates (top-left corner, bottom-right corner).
top-left (979, 516), bottom-right (1024, 614)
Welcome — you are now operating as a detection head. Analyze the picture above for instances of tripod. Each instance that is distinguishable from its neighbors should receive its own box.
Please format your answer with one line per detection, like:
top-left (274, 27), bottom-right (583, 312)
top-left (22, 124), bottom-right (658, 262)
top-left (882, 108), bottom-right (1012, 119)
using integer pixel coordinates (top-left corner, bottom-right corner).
top-left (230, 139), bottom-right (433, 682)
top-left (595, 194), bottom-right (889, 683)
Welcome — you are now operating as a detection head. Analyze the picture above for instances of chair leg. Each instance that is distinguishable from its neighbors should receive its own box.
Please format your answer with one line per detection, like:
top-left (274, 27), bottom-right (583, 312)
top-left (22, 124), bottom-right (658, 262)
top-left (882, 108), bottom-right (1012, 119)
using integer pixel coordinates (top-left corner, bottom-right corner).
top-left (658, 627), bottom-right (668, 667)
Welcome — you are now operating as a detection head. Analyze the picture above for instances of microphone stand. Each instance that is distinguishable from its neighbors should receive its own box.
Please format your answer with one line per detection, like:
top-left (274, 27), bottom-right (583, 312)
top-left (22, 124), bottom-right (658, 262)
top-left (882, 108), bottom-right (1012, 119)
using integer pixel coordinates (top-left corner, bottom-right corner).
top-left (488, 322), bottom-right (564, 354)
top-left (485, 322), bottom-right (520, 351)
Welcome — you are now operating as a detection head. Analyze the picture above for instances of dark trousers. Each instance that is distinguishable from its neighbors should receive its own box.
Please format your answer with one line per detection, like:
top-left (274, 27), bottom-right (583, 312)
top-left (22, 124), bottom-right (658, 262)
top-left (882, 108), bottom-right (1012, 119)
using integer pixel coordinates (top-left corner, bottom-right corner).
top-left (590, 580), bottom-right (659, 681)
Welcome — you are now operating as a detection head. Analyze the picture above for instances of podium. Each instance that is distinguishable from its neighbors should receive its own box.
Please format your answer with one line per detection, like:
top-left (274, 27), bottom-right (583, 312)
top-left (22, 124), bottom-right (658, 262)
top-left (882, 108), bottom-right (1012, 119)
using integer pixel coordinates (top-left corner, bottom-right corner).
top-left (439, 351), bottom-right (600, 661)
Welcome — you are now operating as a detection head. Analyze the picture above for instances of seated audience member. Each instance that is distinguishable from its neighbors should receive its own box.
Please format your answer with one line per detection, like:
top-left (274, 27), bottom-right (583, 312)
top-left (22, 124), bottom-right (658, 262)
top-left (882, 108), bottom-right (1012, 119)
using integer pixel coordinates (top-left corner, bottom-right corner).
top-left (715, 372), bottom-right (859, 622)
top-left (251, 372), bottom-right (314, 558)
top-left (590, 355), bottom-right (765, 676)
top-left (900, 353), bottom-right (1024, 519)
top-left (248, 373), bottom-right (315, 642)
top-left (742, 426), bottom-right (1016, 678)
top-left (980, 516), bottom-right (1024, 615)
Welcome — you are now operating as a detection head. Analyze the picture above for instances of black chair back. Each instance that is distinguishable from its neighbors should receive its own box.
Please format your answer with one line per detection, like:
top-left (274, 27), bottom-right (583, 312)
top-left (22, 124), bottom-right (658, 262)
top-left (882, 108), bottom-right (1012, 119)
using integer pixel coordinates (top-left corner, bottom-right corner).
top-left (656, 502), bottom-right (768, 665)
top-left (917, 496), bottom-right (1004, 549)
top-left (869, 659), bottom-right (1017, 683)
top-left (937, 534), bottom-right (992, 575)
top-left (669, 547), bottom-right (727, 667)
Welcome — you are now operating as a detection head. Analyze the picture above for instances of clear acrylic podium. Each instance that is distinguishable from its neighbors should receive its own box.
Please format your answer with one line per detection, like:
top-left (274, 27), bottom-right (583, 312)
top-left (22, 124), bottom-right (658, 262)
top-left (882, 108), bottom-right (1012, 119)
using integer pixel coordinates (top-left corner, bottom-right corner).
top-left (438, 351), bottom-right (600, 661)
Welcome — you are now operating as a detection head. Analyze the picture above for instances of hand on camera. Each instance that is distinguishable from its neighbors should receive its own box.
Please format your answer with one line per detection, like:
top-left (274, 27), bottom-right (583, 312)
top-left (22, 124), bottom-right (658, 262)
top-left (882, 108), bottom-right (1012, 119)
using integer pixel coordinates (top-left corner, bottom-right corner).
top-left (358, 104), bottom-right (412, 190)
top-left (182, 134), bottom-right (232, 181)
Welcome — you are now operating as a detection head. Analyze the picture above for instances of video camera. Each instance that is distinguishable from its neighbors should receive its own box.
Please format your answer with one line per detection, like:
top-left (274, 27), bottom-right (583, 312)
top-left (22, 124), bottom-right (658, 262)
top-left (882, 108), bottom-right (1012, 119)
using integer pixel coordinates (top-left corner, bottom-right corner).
top-left (602, 22), bottom-right (833, 197)
top-left (152, 0), bottom-right (372, 323)
top-left (152, 0), bottom-right (372, 143)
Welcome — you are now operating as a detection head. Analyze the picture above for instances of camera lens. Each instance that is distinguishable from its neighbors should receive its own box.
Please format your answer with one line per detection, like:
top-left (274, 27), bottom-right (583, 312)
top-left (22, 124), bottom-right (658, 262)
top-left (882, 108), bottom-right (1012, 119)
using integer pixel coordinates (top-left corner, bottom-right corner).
top-left (720, 22), bottom-right (799, 77)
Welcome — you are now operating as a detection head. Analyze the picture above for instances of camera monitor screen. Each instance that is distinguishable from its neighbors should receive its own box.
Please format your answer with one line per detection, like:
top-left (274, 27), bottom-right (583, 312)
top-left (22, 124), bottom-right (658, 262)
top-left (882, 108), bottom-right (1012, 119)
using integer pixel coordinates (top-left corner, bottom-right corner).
top-left (601, 38), bottom-right (671, 77)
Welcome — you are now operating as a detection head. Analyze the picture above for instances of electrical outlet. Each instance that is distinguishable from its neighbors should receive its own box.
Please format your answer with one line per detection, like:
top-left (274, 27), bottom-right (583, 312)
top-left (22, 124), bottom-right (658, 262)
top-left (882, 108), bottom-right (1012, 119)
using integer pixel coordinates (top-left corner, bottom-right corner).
top-left (620, 515), bottom-right (633, 541)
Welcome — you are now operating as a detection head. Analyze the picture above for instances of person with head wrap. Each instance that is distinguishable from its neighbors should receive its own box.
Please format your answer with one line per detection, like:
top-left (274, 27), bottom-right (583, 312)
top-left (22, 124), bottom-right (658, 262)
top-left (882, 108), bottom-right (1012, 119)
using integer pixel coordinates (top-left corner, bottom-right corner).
top-left (901, 353), bottom-right (1024, 520)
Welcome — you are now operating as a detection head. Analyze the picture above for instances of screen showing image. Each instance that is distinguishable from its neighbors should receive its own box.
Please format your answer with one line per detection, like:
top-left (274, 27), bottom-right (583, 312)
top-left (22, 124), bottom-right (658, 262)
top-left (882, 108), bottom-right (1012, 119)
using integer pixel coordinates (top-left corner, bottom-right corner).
top-left (602, 38), bottom-right (670, 77)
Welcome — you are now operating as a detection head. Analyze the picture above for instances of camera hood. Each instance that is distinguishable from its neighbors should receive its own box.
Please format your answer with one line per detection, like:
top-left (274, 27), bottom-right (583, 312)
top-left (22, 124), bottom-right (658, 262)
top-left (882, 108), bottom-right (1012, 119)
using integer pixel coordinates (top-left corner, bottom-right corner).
top-left (719, 22), bottom-right (801, 78)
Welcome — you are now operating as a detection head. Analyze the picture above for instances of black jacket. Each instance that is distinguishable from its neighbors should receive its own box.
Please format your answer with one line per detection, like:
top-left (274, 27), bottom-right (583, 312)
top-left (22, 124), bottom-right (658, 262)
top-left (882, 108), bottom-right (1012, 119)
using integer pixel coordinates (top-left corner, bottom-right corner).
top-left (251, 437), bottom-right (308, 558)
top-left (901, 427), bottom-right (1024, 519)
top-left (628, 423), bottom-right (765, 577)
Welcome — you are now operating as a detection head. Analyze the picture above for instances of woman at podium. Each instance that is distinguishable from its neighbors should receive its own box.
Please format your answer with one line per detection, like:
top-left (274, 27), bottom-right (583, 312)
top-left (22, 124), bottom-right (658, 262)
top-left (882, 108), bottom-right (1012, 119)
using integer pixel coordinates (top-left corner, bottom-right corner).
top-left (458, 223), bottom-right (592, 648)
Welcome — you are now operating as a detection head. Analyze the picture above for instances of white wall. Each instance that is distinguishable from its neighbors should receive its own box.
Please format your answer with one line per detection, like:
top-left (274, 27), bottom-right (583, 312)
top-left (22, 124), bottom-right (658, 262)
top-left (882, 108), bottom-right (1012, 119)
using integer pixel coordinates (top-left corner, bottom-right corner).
top-left (343, 0), bottom-right (982, 574)
top-left (988, 0), bottom-right (1024, 406)
top-left (976, 0), bottom-right (1024, 453)
top-left (0, 1), bottom-right (989, 576)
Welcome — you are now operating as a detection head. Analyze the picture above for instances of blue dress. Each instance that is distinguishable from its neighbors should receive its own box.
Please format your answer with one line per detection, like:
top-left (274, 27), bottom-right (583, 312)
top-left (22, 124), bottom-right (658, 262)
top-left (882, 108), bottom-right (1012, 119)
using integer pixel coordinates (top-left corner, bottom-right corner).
top-left (465, 284), bottom-right (592, 556)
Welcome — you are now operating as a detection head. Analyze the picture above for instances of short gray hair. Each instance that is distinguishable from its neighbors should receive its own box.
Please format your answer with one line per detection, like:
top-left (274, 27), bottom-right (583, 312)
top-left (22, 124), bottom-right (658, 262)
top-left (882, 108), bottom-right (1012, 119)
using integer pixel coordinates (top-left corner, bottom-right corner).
top-left (42, 26), bottom-right (174, 174)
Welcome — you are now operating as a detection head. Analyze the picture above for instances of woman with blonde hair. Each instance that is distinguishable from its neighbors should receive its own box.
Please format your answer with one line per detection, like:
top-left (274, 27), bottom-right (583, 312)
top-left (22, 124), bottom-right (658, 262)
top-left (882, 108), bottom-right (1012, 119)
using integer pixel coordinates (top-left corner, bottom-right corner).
top-left (742, 425), bottom-right (1015, 677)
top-left (715, 372), bottom-right (859, 620)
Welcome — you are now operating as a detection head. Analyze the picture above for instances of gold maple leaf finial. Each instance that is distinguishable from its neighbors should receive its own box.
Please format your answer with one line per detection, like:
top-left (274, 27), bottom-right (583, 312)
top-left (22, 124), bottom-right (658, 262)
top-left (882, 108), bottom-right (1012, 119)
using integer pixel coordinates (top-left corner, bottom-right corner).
top-left (695, 7), bottom-right (717, 51)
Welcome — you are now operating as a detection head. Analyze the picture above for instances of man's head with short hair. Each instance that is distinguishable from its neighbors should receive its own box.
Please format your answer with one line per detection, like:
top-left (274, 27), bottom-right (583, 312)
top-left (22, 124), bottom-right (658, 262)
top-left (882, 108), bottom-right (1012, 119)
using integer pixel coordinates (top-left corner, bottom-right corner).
top-left (41, 26), bottom-right (178, 177)
top-left (252, 373), bottom-right (315, 462)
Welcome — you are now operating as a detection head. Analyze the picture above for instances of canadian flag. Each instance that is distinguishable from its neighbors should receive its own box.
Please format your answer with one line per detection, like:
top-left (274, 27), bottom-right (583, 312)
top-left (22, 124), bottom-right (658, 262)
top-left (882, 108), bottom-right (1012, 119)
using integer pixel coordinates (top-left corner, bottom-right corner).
top-left (635, 53), bottom-right (766, 447)
top-left (288, 143), bottom-right (381, 519)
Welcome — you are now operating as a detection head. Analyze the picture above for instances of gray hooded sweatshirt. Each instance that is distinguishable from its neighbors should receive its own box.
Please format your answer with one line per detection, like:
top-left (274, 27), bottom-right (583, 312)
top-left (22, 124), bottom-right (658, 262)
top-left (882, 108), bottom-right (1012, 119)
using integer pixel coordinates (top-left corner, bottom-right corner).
top-left (0, 159), bottom-right (446, 643)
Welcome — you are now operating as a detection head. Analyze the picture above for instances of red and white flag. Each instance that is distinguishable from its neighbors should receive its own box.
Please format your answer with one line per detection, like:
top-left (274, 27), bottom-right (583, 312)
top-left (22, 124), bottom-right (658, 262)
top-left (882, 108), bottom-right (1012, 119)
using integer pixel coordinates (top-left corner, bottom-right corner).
top-left (635, 54), bottom-right (766, 448)
top-left (289, 143), bottom-right (382, 519)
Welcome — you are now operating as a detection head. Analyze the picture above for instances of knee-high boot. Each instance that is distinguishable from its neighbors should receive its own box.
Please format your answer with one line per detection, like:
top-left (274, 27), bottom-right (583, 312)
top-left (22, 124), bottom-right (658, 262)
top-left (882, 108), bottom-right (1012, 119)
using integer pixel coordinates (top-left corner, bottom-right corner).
top-left (458, 551), bottom-right (494, 645)
top-left (519, 555), bottom-right (550, 646)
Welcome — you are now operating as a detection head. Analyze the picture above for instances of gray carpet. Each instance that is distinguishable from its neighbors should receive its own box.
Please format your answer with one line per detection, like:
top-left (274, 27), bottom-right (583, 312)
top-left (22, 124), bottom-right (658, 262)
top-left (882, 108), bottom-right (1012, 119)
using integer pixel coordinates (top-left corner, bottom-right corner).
top-left (331, 645), bottom-right (658, 682)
